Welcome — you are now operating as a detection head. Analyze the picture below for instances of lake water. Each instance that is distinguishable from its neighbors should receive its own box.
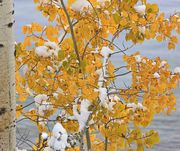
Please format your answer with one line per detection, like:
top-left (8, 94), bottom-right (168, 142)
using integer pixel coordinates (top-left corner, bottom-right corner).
top-left (15, 0), bottom-right (180, 150)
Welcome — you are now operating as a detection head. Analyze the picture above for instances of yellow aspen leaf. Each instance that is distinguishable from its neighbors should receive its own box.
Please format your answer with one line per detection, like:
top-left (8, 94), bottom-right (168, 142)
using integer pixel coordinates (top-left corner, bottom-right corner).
top-left (31, 22), bottom-right (43, 32)
top-left (144, 130), bottom-right (160, 148)
top-left (18, 92), bottom-right (28, 102)
top-left (38, 124), bottom-right (47, 132)
top-left (156, 35), bottom-right (163, 42)
top-left (171, 36), bottom-right (178, 43)
top-left (122, 11), bottom-right (128, 17)
top-left (34, 0), bottom-right (39, 3)
top-left (168, 42), bottom-right (175, 49)
top-left (131, 14), bottom-right (139, 22)
top-left (113, 13), bottom-right (121, 24)
top-left (22, 25), bottom-right (32, 34)
top-left (22, 37), bottom-right (31, 49)
top-left (146, 4), bottom-right (159, 13)
top-left (16, 105), bottom-right (23, 119)
top-left (48, 7), bottom-right (57, 22)
top-left (120, 19), bottom-right (128, 26)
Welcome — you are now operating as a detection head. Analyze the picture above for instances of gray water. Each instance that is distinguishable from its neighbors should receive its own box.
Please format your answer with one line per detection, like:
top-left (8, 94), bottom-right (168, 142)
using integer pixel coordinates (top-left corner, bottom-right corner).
top-left (15, 0), bottom-right (180, 150)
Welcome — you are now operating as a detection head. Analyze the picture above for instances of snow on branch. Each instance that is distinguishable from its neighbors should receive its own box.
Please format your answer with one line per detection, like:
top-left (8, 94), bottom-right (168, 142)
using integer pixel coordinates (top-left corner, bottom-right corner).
top-left (35, 41), bottom-right (60, 57)
top-left (73, 99), bottom-right (91, 131)
top-left (48, 123), bottom-right (68, 151)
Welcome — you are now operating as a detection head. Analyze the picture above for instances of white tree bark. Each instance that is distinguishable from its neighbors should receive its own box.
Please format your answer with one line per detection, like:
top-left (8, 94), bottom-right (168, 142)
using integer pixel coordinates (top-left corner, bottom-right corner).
top-left (0, 0), bottom-right (16, 150)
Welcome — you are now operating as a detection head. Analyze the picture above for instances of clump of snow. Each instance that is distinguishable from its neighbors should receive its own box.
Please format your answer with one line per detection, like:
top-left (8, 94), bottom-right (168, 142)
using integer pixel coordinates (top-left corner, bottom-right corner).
top-left (38, 102), bottom-right (53, 116)
top-left (134, 5), bottom-right (146, 15)
top-left (104, 10), bottom-right (110, 16)
top-left (96, 69), bottom-right (105, 87)
top-left (96, 46), bottom-right (119, 110)
top-left (174, 67), bottom-right (180, 74)
top-left (45, 41), bottom-right (58, 50)
top-left (34, 94), bottom-right (49, 107)
top-left (42, 132), bottom-right (48, 140)
top-left (107, 101), bottom-right (116, 111)
top-left (112, 95), bottom-right (120, 101)
top-left (35, 41), bottom-right (59, 57)
top-left (73, 99), bottom-right (91, 131)
top-left (96, 46), bottom-right (112, 87)
top-left (48, 123), bottom-right (68, 151)
top-left (91, 47), bottom-right (100, 54)
top-left (152, 61), bottom-right (156, 65)
top-left (35, 46), bottom-right (49, 57)
top-left (34, 94), bottom-right (53, 116)
top-left (138, 26), bottom-right (146, 34)
top-left (98, 88), bottom-right (119, 110)
top-left (154, 72), bottom-right (160, 78)
top-left (127, 102), bottom-right (146, 111)
top-left (71, 0), bottom-right (91, 12)
top-left (160, 60), bottom-right (167, 68)
top-left (99, 88), bottom-right (108, 107)
top-left (47, 66), bottom-right (54, 73)
top-left (142, 59), bottom-right (146, 64)
top-left (134, 55), bottom-right (142, 63)
top-left (53, 88), bottom-right (64, 99)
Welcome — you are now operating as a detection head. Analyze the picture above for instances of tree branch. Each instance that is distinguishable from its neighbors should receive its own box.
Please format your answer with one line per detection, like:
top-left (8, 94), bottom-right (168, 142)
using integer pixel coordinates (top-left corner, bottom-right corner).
top-left (86, 127), bottom-right (92, 151)
top-left (60, 0), bottom-right (81, 63)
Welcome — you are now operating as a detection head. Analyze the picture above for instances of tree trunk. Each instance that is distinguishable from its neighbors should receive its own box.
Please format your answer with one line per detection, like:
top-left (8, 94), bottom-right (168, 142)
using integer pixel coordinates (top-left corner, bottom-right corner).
top-left (0, 0), bottom-right (16, 150)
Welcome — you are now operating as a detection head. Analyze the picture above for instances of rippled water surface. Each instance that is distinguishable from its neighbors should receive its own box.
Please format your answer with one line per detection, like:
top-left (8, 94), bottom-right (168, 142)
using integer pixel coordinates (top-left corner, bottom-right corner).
top-left (15, 0), bottom-right (180, 150)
